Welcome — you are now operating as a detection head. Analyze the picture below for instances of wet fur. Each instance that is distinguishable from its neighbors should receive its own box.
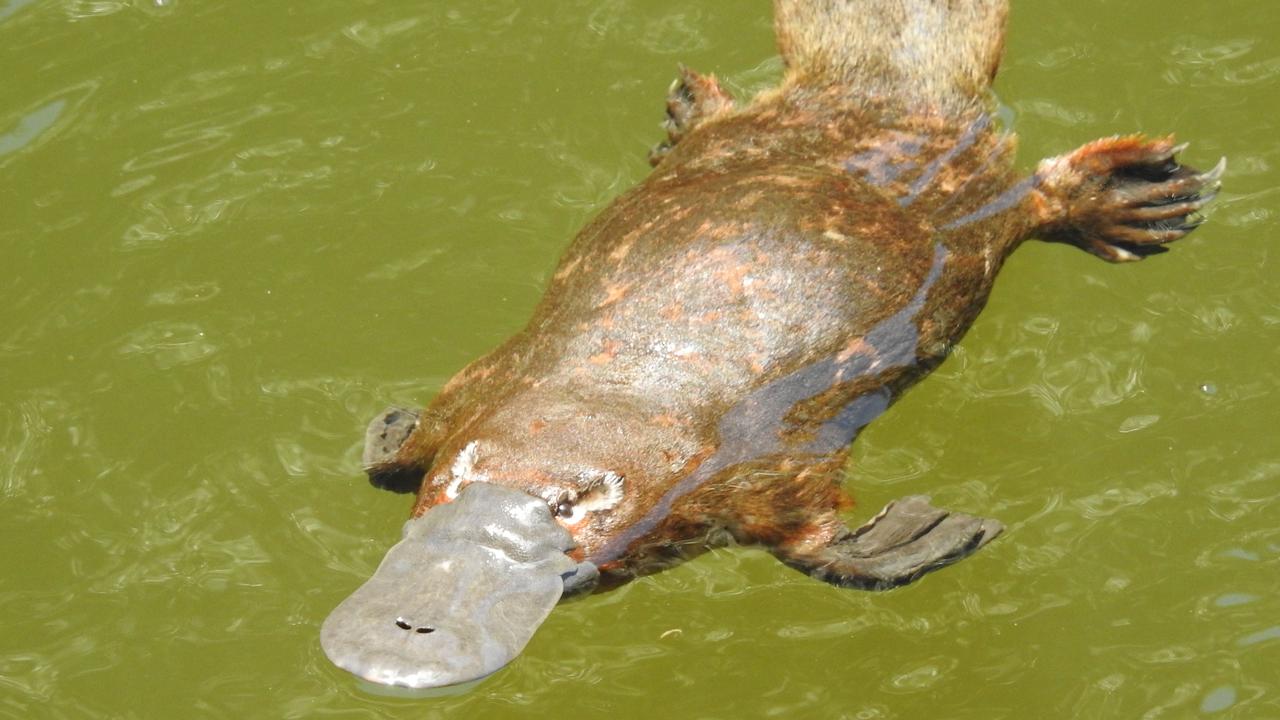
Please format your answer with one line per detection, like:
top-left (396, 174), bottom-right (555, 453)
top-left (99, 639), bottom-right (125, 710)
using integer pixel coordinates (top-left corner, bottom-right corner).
top-left (372, 0), bottom-right (1220, 587)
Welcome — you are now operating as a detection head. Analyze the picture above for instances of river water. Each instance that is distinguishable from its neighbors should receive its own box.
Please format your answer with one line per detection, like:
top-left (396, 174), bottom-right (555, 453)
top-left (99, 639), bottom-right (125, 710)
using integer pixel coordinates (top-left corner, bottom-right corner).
top-left (2, 1), bottom-right (1277, 718)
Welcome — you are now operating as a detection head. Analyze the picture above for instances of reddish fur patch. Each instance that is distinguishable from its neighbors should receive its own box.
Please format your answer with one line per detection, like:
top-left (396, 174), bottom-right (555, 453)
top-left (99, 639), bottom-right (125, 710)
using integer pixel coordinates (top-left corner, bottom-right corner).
top-left (735, 189), bottom-right (766, 208)
top-left (597, 282), bottom-right (631, 308)
top-left (588, 339), bottom-right (621, 365)
top-left (1070, 134), bottom-right (1174, 174)
top-left (553, 256), bottom-right (581, 282)
top-left (609, 241), bottom-right (633, 262)
top-left (659, 303), bottom-right (684, 321)
top-left (708, 248), bottom-right (750, 295)
top-left (836, 337), bottom-right (872, 363)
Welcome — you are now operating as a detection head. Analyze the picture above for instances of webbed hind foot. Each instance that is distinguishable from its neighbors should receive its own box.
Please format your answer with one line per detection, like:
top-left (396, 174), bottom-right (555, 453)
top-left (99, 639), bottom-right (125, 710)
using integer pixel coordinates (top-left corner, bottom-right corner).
top-left (1033, 135), bottom-right (1225, 262)
top-left (773, 496), bottom-right (1003, 591)
top-left (648, 65), bottom-right (735, 166)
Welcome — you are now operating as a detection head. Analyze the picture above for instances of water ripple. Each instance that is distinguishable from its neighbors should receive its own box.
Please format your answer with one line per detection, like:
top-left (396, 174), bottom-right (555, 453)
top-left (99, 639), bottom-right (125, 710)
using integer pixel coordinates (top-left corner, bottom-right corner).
top-left (116, 321), bottom-right (218, 369)
top-left (0, 81), bottom-right (97, 168)
top-left (0, 398), bottom-right (52, 498)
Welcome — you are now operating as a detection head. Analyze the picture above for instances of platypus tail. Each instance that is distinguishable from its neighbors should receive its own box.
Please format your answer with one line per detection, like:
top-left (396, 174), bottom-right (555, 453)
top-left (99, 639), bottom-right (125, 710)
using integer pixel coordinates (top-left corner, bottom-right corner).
top-left (773, 0), bottom-right (1007, 110)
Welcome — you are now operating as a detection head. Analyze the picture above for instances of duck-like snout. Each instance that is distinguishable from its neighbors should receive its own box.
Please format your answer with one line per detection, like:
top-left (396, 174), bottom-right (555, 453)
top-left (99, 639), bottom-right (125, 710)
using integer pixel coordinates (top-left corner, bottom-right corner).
top-left (321, 482), bottom-right (597, 688)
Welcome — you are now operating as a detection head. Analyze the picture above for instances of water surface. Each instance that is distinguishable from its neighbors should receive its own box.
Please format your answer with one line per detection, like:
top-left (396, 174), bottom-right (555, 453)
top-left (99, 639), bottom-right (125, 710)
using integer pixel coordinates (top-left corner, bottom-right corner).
top-left (2, 1), bottom-right (1277, 718)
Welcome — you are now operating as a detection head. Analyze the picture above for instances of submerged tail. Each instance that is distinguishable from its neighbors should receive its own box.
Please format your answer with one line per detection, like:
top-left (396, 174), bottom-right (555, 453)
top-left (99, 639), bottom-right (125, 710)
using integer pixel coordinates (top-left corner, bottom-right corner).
top-left (773, 0), bottom-right (1008, 109)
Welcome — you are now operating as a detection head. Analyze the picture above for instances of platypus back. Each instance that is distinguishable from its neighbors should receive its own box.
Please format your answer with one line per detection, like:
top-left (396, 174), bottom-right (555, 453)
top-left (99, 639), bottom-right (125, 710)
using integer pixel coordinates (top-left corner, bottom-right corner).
top-left (773, 0), bottom-right (1007, 110)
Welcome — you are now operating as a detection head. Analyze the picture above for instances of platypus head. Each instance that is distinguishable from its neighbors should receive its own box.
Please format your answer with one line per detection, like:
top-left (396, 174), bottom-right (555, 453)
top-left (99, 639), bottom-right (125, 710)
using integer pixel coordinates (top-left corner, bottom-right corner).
top-left (322, 390), bottom-right (695, 689)
top-left (320, 481), bottom-right (598, 689)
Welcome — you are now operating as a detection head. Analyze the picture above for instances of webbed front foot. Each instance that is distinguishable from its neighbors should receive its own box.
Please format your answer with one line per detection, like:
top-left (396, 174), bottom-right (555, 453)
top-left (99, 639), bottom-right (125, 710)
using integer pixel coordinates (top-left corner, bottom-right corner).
top-left (647, 65), bottom-right (735, 166)
top-left (363, 406), bottom-right (422, 493)
top-left (1033, 135), bottom-right (1225, 262)
top-left (773, 496), bottom-right (1003, 590)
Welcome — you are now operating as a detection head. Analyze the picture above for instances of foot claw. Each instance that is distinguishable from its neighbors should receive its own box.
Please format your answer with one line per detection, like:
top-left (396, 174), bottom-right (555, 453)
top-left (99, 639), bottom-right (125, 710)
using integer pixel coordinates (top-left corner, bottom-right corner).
top-left (647, 65), bottom-right (735, 166)
top-left (1200, 156), bottom-right (1228, 183)
top-left (1120, 195), bottom-right (1211, 223)
top-left (1036, 136), bottom-right (1225, 262)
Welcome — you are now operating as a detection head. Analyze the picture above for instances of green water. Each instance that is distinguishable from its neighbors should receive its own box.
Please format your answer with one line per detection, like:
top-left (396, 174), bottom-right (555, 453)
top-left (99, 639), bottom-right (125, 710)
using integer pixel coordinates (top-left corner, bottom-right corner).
top-left (2, 1), bottom-right (1277, 717)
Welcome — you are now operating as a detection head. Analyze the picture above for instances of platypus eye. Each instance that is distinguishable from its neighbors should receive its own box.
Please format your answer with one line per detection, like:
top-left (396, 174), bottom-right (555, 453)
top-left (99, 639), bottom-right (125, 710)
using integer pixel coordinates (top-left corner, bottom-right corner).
top-left (549, 492), bottom-right (588, 525)
top-left (547, 471), bottom-right (624, 525)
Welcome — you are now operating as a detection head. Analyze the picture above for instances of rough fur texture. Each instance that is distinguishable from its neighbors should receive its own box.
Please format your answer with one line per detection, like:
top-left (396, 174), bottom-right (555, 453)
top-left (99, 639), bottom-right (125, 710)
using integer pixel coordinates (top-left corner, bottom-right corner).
top-left (774, 0), bottom-right (1006, 112)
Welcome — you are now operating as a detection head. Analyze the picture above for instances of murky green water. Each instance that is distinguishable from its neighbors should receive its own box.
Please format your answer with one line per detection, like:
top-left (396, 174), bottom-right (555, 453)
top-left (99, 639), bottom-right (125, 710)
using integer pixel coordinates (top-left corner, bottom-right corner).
top-left (2, 1), bottom-right (1277, 717)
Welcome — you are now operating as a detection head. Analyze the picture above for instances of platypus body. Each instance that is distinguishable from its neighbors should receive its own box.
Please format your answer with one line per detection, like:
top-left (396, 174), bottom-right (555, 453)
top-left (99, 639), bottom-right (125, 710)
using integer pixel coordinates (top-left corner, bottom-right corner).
top-left (323, 0), bottom-right (1222, 689)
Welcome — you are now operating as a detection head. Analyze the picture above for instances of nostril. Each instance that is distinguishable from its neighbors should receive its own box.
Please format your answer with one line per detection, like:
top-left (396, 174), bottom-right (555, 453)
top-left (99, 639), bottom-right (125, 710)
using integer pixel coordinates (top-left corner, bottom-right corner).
top-left (394, 617), bottom-right (436, 633)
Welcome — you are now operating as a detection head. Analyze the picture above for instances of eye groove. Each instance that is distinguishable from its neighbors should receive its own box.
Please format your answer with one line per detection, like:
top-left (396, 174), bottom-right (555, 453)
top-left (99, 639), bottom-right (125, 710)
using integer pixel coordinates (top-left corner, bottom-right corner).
top-left (416, 626), bottom-right (435, 634)
top-left (394, 619), bottom-right (412, 630)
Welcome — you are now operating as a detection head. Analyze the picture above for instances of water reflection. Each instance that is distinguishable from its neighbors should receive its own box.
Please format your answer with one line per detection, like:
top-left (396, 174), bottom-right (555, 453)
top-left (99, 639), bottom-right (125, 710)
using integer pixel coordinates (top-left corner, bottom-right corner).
top-left (0, 100), bottom-right (64, 157)
top-left (0, 0), bottom-right (35, 22)
top-left (1199, 685), bottom-right (1237, 713)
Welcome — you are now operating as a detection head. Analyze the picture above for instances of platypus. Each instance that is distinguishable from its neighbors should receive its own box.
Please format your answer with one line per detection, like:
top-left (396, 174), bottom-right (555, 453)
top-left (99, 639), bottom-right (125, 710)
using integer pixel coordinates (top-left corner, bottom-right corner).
top-left (322, 0), bottom-right (1223, 689)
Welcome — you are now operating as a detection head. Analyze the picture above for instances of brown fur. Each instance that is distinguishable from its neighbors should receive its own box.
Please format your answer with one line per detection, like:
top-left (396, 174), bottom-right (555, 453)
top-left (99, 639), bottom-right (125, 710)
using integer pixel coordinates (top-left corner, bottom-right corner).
top-left (773, 0), bottom-right (1007, 112)
top-left (374, 0), bottom-right (1220, 585)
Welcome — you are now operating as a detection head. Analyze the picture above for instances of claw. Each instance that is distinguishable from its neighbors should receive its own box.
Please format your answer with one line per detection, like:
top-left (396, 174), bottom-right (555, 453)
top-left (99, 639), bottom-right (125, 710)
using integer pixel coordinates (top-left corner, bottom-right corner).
top-left (1089, 240), bottom-right (1142, 262)
top-left (649, 65), bottom-right (736, 167)
top-left (1123, 191), bottom-right (1215, 223)
top-left (1120, 197), bottom-right (1209, 222)
top-left (1199, 156), bottom-right (1228, 183)
top-left (1036, 135), bottom-right (1224, 262)
top-left (1194, 189), bottom-right (1219, 205)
